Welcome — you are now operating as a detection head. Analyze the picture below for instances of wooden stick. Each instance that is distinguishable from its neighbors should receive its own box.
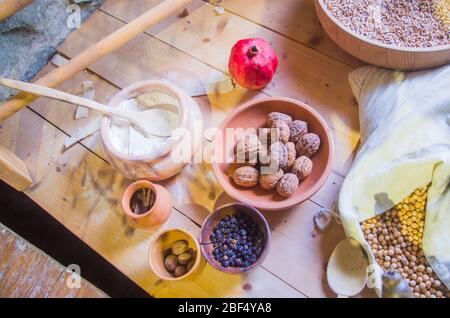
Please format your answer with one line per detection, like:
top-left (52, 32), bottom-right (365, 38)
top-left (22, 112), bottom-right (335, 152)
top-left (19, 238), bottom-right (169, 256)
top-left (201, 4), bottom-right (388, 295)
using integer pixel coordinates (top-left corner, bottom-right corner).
top-left (0, 0), bottom-right (34, 21)
top-left (0, 145), bottom-right (32, 191)
top-left (0, 0), bottom-right (192, 122)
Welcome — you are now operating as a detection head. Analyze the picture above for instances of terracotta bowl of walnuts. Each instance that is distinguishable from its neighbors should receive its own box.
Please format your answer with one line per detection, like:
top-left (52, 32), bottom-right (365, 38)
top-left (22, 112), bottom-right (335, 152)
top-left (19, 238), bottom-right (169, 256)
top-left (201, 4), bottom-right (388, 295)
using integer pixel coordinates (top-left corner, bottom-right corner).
top-left (212, 97), bottom-right (334, 211)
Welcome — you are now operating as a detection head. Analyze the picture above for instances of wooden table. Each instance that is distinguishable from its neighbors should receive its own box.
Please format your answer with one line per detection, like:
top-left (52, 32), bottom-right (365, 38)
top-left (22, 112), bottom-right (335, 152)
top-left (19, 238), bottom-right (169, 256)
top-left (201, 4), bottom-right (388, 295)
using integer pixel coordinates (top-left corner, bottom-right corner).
top-left (0, 0), bottom-right (375, 297)
top-left (0, 223), bottom-right (108, 298)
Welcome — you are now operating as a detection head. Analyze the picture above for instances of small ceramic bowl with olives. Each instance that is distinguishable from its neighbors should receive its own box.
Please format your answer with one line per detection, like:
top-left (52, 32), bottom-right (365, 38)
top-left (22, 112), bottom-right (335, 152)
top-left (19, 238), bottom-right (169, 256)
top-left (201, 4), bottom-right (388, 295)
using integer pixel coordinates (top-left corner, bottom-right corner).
top-left (148, 228), bottom-right (202, 280)
top-left (200, 203), bottom-right (271, 274)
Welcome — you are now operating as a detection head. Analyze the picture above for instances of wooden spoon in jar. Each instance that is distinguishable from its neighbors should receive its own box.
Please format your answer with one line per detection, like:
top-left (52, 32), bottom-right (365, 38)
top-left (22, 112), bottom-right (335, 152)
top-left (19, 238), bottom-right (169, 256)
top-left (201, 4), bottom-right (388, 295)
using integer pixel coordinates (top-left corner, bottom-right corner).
top-left (0, 78), bottom-right (178, 138)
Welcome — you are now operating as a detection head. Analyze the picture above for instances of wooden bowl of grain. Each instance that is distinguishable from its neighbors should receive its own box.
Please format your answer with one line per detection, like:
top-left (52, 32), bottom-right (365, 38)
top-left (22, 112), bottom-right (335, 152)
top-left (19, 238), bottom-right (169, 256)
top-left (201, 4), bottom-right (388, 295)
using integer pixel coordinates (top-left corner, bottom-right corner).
top-left (315, 0), bottom-right (450, 70)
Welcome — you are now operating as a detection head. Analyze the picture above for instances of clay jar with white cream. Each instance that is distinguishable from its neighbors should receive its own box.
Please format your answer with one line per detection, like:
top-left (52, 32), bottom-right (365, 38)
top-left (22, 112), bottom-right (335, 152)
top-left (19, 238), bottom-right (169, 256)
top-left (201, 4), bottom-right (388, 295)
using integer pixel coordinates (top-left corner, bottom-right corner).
top-left (100, 80), bottom-right (203, 181)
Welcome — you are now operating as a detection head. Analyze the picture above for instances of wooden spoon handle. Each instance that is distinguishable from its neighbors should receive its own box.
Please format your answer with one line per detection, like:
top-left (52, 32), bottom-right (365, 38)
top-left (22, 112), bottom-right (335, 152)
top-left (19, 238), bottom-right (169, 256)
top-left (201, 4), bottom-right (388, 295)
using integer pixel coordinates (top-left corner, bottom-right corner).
top-left (0, 78), bottom-right (132, 119)
top-left (0, 78), bottom-right (172, 138)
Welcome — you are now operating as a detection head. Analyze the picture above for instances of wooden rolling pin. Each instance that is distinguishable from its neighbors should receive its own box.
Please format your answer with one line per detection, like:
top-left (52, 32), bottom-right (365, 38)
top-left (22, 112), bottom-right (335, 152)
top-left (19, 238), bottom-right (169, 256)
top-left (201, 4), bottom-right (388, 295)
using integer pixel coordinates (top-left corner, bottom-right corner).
top-left (0, 0), bottom-right (34, 21)
top-left (0, 0), bottom-right (192, 122)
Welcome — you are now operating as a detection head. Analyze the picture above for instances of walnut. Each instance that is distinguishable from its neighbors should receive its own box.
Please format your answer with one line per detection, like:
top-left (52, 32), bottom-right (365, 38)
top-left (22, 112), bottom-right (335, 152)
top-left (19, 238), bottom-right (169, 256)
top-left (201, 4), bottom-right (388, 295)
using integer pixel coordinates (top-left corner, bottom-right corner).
top-left (258, 146), bottom-right (270, 166)
top-left (288, 120), bottom-right (308, 143)
top-left (276, 173), bottom-right (299, 198)
top-left (258, 127), bottom-right (272, 147)
top-left (296, 133), bottom-right (320, 157)
top-left (226, 154), bottom-right (257, 176)
top-left (259, 169), bottom-right (284, 190)
top-left (285, 142), bottom-right (296, 171)
top-left (271, 120), bottom-right (290, 144)
top-left (232, 154), bottom-right (257, 167)
top-left (291, 156), bottom-right (313, 180)
top-left (232, 166), bottom-right (259, 187)
top-left (268, 142), bottom-right (288, 171)
top-left (235, 133), bottom-right (261, 164)
top-left (267, 112), bottom-right (292, 127)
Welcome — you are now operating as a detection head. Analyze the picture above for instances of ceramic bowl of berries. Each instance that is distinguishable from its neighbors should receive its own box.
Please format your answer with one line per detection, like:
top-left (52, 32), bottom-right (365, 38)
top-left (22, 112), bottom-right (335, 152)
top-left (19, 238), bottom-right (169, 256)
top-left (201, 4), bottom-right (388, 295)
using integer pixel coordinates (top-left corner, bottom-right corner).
top-left (212, 97), bottom-right (334, 211)
top-left (200, 203), bottom-right (271, 273)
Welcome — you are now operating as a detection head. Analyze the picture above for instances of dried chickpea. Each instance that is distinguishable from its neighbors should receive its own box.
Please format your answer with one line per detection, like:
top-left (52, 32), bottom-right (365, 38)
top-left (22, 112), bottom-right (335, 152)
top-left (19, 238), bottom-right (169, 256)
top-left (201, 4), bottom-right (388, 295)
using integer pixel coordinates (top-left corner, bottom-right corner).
top-left (361, 186), bottom-right (448, 298)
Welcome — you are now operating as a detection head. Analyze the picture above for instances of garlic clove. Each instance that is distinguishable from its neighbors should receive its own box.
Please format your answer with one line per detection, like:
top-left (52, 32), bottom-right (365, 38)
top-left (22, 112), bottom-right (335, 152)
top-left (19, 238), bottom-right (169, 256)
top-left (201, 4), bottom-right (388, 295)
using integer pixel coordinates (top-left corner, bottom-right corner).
top-left (314, 208), bottom-right (333, 231)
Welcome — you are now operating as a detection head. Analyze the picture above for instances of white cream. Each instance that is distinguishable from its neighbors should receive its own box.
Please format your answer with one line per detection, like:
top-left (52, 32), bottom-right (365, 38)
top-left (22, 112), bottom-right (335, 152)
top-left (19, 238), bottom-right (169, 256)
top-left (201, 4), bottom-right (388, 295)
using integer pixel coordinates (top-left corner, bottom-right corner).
top-left (109, 91), bottom-right (180, 156)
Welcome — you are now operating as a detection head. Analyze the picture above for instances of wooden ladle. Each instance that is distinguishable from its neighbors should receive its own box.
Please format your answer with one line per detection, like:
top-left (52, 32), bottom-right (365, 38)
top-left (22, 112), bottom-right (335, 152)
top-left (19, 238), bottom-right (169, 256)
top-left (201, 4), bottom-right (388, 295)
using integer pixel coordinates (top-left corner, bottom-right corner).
top-left (0, 78), bottom-right (177, 138)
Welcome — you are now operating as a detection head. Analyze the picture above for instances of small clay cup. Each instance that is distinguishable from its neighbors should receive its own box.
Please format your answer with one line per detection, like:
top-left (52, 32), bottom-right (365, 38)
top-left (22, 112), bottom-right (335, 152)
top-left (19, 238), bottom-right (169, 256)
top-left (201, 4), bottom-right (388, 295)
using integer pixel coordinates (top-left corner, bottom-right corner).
top-left (148, 228), bottom-right (203, 281)
top-left (200, 203), bottom-right (271, 274)
top-left (121, 180), bottom-right (172, 229)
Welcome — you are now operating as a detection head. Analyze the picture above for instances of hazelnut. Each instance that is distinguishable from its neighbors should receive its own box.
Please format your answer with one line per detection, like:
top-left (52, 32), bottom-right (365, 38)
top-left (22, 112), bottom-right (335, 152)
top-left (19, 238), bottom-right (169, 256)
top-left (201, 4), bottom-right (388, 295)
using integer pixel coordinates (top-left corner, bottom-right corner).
top-left (259, 169), bottom-right (284, 190)
top-left (296, 133), bottom-right (320, 158)
top-left (164, 254), bottom-right (178, 272)
top-left (232, 166), bottom-right (259, 187)
top-left (271, 120), bottom-right (290, 144)
top-left (288, 120), bottom-right (308, 143)
top-left (276, 173), bottom-right (299, 198)
top-left (267, 112), bottom-right (292, 127)
top-left (291, 156), bottom-right (313, 180)
top-left (285, 142), bottom-right (297, 171)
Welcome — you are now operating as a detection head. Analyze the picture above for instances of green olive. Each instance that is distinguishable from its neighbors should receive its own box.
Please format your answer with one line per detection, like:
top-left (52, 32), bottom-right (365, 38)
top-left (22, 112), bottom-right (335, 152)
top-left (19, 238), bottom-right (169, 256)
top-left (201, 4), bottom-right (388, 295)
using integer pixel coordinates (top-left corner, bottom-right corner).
top-left (171, 240), bottom-right (188, 256)
top-left (178, 251), bottom-right (193, 265)
top-left (187, 260), bottom-right (195, 272)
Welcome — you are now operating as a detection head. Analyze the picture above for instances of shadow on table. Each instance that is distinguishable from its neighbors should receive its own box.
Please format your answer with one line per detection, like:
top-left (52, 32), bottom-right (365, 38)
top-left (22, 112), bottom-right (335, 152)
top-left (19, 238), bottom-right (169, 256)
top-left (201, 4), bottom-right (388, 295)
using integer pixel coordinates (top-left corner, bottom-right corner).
top-left (0, 180), bottom-right (150, 298)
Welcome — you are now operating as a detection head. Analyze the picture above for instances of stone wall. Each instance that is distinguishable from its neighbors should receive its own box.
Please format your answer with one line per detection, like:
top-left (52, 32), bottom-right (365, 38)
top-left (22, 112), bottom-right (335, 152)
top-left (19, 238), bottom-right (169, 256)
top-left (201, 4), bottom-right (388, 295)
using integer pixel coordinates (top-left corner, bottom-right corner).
top-left (0, 0), bottom-right (104, 102)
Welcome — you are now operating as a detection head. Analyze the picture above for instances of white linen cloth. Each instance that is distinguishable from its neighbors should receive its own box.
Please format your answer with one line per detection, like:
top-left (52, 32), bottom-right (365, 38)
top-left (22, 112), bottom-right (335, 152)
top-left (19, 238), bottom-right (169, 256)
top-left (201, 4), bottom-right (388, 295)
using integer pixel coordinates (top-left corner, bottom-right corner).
top-left (338, 65), bottom-right (450, 294)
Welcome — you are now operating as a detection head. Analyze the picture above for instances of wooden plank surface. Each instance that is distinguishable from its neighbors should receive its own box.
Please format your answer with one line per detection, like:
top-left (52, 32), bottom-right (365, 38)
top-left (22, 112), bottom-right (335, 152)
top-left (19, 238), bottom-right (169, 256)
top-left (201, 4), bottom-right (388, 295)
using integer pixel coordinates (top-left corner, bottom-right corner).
top-left (208, 0), bottom-right (364, 68)
top-left (0, 144), bottom-right (32, 191)
top-left (0, 223), bottom-right (107, 298)
top-left (0, 0), bottom-right (373, 297)
top-left (0, 101), bottom-right (303, 298)
top-left (100, 0), bottom-right (361, 142)
top-left (59, 8), bottom-right (359, 177)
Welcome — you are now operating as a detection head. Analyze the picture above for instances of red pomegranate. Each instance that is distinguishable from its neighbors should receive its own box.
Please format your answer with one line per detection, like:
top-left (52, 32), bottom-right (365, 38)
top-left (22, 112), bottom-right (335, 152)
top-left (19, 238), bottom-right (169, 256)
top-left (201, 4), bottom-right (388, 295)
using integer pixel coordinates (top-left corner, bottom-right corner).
top-left (228, 38), bottom-right (278, 90)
